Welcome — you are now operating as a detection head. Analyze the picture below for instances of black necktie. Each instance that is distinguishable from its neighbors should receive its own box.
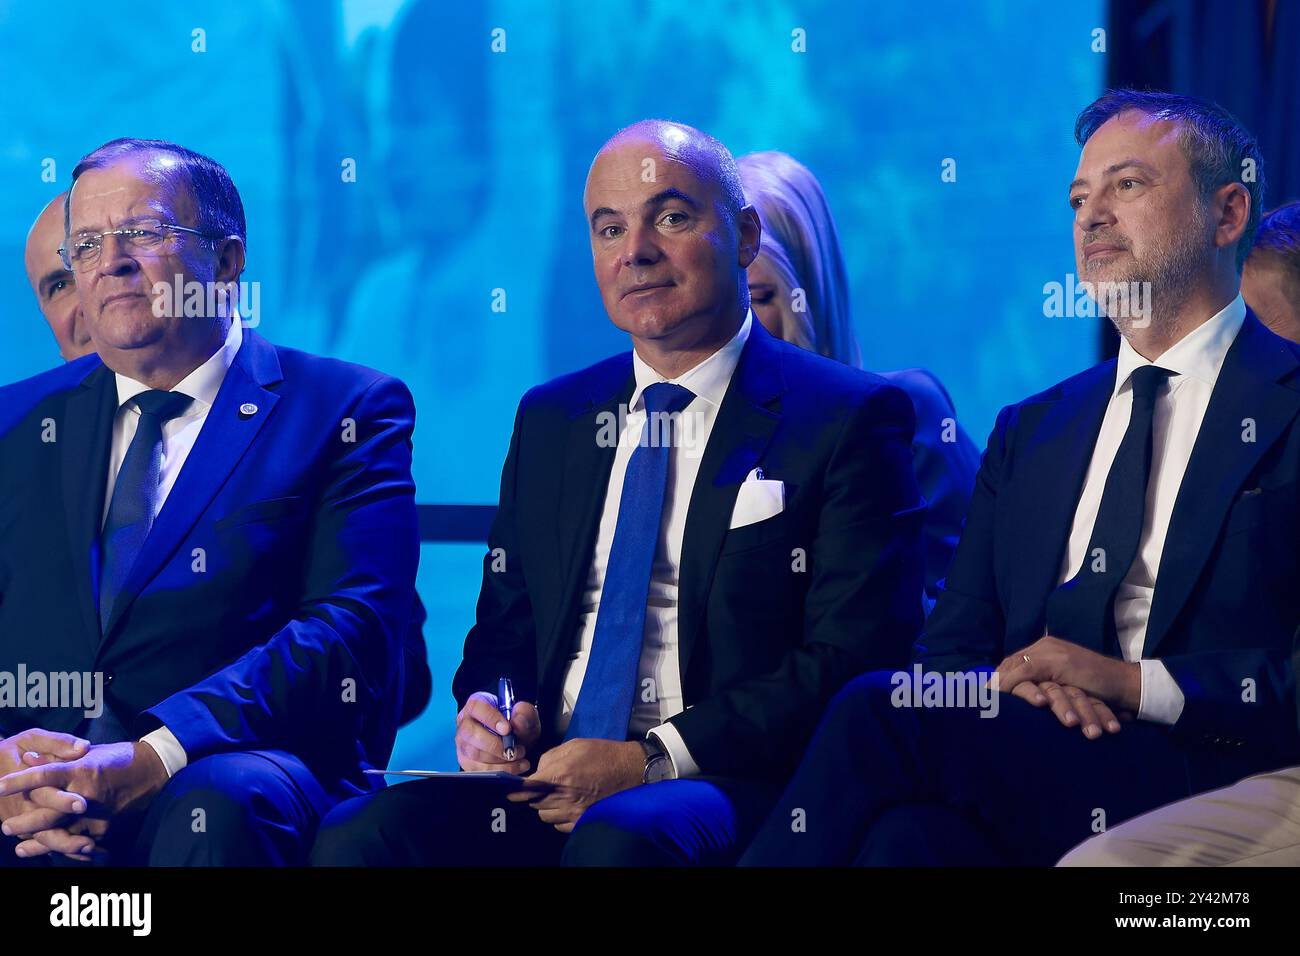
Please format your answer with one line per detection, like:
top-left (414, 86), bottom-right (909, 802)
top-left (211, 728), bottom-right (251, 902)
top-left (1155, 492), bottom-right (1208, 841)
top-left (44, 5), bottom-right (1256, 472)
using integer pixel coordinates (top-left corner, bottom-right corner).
top-left (98, 389), bottom-right (192, 631)
top-left (1045, 365), bottom-right (1172, 655)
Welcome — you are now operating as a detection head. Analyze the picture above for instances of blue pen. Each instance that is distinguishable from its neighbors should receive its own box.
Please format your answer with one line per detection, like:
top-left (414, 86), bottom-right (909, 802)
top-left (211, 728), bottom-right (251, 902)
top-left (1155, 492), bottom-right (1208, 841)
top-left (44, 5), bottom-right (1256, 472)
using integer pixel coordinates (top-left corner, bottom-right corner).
top-left (498, 677), bottom-right (517, 761)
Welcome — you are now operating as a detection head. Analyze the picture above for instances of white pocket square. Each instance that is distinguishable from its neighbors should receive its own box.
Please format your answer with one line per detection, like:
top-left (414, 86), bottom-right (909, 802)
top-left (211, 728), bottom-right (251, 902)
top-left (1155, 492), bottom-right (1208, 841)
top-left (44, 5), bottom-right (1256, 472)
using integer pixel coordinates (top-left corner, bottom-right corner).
top-left (729, 467), bottom-right (785, 529)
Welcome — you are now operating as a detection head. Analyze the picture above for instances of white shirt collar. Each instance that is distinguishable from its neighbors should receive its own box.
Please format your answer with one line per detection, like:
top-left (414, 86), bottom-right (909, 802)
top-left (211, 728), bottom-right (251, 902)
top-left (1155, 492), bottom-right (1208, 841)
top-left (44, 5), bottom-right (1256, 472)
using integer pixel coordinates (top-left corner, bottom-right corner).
top-left (629, 310), bottom-right (753, 412)
top-left (1113, 294), bottom-right (1246, 398)
top-left (114, 318), bottom-right (244, 413)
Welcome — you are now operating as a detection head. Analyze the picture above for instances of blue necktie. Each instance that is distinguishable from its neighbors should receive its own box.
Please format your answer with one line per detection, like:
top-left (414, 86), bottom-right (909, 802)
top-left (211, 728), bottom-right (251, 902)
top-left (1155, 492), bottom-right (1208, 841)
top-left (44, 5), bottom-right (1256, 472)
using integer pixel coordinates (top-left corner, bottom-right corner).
top-left (98, 389), bottom-right (192, 632)
top-left (1045, 365), bottom-right (1172, 654)
top-left (565, 381), bottom-right (696, 741)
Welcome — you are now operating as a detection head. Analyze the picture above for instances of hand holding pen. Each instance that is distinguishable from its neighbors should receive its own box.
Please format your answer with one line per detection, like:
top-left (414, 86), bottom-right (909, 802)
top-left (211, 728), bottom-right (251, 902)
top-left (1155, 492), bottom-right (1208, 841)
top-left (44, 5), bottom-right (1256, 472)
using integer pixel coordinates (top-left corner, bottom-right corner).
top-left (454, 681), bottom-right (542, 774)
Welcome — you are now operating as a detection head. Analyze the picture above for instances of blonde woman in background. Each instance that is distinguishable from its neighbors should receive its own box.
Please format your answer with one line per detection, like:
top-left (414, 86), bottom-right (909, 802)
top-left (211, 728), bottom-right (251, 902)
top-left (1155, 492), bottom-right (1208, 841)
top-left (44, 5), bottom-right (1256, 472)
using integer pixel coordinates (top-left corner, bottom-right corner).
top-left (738, 150), bottom-right (979, 608)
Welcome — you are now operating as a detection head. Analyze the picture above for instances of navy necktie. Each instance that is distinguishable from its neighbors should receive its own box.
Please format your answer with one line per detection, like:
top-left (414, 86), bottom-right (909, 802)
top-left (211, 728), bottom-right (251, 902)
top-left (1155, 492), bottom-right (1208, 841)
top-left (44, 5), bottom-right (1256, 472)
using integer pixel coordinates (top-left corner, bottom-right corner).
top-left (98, 389), bottom-right (192, 631)
top-left (565, 381), bottom-right (696, 741)
top-left (1045, 364), bottom-right (1172, 655)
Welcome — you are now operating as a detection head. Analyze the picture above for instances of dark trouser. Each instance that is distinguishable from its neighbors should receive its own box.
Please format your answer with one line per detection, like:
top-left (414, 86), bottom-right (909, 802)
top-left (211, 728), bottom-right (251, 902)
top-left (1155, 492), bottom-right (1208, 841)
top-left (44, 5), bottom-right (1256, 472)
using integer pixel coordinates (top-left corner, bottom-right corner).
top-left (740, 670), bottom-right (1282, 866)
top-left (1, 749), bottom-right (331, 867)
top-left (852, 802), bottom-right (1007, 865)
top-left (310, 775), bottom-right (780, 867)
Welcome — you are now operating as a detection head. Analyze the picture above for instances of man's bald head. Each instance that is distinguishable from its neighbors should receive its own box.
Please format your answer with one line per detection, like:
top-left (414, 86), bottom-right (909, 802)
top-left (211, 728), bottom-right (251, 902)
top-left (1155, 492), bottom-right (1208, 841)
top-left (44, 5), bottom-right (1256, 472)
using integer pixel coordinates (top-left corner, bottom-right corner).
top-left (593, 119), bottom-right (747, 221)
top-left (24, 192), bottom-right (91, 360)
top-left (25, 193), bottom-right (69, 293)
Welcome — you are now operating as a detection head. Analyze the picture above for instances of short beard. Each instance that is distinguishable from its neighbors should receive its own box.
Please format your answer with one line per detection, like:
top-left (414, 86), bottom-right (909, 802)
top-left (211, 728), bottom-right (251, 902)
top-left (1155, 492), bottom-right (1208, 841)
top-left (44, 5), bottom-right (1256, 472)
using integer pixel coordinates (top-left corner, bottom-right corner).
top-left (1107, 200), bottom-right (1213, 341)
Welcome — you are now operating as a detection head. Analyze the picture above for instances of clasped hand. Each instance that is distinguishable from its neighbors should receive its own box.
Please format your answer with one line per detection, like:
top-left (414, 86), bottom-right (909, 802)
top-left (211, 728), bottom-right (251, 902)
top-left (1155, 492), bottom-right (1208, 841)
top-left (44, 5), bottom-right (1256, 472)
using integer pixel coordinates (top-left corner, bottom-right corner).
top-left (0, 729), bottom-right (168, 861)
top-left (992, 635), bottom-right (1142, 739)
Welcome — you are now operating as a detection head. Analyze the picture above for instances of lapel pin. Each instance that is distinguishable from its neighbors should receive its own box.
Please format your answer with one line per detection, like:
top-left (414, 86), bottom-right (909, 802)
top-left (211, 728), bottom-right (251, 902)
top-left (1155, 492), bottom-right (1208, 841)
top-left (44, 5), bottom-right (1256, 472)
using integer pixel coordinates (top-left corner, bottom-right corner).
top-left (239, 402), bottom-right (259, 418)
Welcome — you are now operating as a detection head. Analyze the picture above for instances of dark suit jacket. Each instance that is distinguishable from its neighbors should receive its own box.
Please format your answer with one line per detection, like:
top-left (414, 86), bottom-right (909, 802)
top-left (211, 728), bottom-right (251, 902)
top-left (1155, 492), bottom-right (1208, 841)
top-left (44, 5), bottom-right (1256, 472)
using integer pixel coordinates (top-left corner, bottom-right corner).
top-left (398, 595), bottom-right (432, 727)
top-left (453, 319), bottom-right (925, 779)
top-left (0, 329), bottom-right (419, 801)
top-left (915, 312), bottom-right (1300, 781)
top-left (879, 368), bottom-right (980, 606)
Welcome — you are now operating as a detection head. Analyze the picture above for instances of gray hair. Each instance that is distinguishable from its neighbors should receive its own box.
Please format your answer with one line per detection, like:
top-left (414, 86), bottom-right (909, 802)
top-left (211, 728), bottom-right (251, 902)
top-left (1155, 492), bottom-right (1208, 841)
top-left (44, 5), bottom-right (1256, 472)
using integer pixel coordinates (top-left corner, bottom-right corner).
top-left (68, 138), bottom-right (246, 250)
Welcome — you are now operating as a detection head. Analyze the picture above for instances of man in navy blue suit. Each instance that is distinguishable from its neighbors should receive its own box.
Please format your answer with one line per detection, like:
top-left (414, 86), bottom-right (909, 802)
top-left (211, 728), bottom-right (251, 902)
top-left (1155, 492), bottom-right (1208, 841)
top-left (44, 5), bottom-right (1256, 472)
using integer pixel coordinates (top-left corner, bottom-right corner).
top-left (742, 90), bottom-right (1300, 866)
top-left (0, 138), bottom-right (419, 865)
top-left (310, 119), bottom-right (925, 866)
top-left (17, 191), bottom-right (433, 733)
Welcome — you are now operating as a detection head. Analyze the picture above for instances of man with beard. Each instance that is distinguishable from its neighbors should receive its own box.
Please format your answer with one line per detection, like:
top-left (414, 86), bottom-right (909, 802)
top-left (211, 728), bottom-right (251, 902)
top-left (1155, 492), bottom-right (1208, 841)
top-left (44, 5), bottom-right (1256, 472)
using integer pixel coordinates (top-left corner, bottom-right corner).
top-left (1061, 203), bottom-right (1300, 867)
top-left (741, 89), bottom-right (1300, 866)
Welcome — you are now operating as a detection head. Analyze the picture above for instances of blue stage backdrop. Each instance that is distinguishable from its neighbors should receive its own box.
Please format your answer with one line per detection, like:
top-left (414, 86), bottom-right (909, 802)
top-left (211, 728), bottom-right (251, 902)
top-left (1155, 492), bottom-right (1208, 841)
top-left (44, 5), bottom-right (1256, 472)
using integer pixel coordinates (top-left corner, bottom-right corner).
top-left (0, 0), bottom-right (1102, 769)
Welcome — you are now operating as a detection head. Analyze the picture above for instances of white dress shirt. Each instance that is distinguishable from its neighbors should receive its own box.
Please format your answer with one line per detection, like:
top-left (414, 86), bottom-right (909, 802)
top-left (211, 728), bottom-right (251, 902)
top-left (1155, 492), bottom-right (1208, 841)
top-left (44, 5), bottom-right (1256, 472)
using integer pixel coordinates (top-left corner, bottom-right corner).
top-left (1057, 295), bottom-right (1246, 725)
top-left (556, 311), bottom-right (753, 777)
top-left (105, 318), bottom-right (243, 776)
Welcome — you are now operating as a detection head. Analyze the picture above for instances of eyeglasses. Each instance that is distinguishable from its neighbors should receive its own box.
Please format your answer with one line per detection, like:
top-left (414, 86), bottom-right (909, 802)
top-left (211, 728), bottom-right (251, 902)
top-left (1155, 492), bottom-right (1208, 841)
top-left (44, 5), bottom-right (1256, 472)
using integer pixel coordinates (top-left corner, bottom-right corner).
top-left (60, 221), bottom-right (221, 271)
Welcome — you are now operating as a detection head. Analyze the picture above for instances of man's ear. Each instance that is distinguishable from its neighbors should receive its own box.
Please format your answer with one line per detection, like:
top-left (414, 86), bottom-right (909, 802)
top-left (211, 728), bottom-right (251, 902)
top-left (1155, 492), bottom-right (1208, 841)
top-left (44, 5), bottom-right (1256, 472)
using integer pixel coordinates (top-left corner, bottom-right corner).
top-left (1214, 182), bottom-right (1250, 252)
top-left (737, 205), bottom-right (762, 268)
top-left (214, 236), bottom-right (246, 284)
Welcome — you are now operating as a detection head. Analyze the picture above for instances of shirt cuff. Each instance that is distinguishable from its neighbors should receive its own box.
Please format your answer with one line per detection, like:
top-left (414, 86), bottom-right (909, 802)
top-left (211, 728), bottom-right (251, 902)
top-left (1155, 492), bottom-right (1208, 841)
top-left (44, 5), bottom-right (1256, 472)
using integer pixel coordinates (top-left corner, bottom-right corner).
top-left (647, 722), bottom-right (700, 779)
top-left (1137, 659), bottom-right (1185, 725)
top-left (140, 726), bottom-right (188, 778)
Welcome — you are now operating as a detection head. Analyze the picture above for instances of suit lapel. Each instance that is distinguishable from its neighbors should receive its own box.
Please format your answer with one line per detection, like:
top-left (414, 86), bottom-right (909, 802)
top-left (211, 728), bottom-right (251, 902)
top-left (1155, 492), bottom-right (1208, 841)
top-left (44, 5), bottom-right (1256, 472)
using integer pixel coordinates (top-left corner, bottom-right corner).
top-left (60, 363), bottom-right (117, 654)
top-left (102, 330), bottom-right (284, 640)
top-left (1010, 361), bottom-right (1115, 646)
top-left (540, 359), bottom-right (634, 677)
top-left (677, 323), bottom-right (784, 679)
top-left (1145, 314), bottom-right (1300, 655)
